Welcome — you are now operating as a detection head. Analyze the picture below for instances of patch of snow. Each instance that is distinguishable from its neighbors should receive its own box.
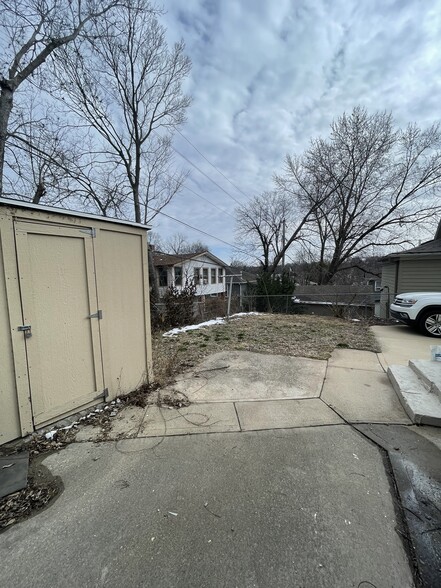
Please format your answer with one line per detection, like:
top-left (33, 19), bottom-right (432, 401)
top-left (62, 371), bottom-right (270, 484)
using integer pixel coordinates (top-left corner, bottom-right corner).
top-left (162, 312), bottom-right (260, 337)
top-left (163, 318), bottom-right (225, 337)
top-left (61, 422), bottom-right (78, 431)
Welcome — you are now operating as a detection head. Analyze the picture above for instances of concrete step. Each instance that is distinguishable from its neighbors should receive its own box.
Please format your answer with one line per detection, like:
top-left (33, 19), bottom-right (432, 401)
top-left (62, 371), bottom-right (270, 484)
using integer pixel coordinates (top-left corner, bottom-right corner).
top-left (409, 359), bottom-right (441, 399)
top-left (387, 365), bottom-right (441, 427)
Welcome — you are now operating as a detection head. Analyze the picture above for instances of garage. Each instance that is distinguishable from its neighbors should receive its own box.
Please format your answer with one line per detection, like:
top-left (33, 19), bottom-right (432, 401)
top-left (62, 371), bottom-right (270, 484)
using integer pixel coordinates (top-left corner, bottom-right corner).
top-left (0, 199), bottom-right (152, 444)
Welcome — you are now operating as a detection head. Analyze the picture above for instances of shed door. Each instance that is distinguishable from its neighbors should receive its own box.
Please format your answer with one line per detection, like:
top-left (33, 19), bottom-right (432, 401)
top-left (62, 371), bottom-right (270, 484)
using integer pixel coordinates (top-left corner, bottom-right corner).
top-left (14, 221), bottom-right (104, 426)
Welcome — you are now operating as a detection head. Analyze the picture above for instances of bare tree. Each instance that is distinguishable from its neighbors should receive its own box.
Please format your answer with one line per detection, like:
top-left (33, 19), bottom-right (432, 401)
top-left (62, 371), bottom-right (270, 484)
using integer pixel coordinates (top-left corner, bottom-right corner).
top-left (159, 232), bottom-right (208, 255)
top-left (235, 190), bottom-right (309, 271)
top-left (299, 107), bottom-right (441, 283)
top-left (0, 0), bottom-right (122, 196)
top-left (4, 105), bottom-right (68, 203)
top-left (55, 0), bottom-right (191, 223)
top-left (255, 107), bottom-right (441, 282)
top-left (5, 96), bottom-right (129, 215)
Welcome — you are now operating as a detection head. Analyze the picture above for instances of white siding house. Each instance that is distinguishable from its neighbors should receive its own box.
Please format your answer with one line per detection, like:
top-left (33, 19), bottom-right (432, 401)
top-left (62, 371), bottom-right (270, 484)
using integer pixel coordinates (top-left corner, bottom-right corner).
top-left (152, 251), bottom-right (228, 298)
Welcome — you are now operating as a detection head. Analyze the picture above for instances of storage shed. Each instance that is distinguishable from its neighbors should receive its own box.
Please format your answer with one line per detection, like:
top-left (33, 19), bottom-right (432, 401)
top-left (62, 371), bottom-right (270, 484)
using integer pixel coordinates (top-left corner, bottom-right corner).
top-left (378, 224), bottom-right (441, 318)
top-left (0, 199), bottom-right (152, 444)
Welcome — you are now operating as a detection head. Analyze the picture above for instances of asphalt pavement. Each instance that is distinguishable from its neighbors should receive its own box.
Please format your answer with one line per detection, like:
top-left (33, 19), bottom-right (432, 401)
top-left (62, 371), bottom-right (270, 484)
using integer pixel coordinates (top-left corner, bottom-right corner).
top-left (1, 427), bottom-right (413, 588)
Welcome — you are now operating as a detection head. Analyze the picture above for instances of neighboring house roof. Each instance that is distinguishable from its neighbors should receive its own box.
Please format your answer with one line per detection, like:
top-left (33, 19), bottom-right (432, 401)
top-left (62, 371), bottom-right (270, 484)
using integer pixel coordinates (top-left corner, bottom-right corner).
top-left (399, 239), bottom-right (441, 254)
top-left (225, 267), bottom-right (258, 284)
top-left (382, 238), bottom-right (441, 262)
top-left (152, 251), bottom-right (197, 267)
top-left (294, 284), bottom-right (375, 305)
top-left (152, 250), bottom-right (228, 267)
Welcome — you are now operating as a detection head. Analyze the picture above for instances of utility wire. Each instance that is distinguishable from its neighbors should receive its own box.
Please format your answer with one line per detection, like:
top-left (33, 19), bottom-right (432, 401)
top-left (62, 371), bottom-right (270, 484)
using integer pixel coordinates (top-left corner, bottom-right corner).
top-left (175, 128), bottom-right (253, 201)
top-left (181, 183), bottom-right (235, 219)
top-left (148, 205), bottom-right (258, 261)
top-left (153, 129), bottom-right (244, 207)
top-left (170, 145), bottom-right (243, 206)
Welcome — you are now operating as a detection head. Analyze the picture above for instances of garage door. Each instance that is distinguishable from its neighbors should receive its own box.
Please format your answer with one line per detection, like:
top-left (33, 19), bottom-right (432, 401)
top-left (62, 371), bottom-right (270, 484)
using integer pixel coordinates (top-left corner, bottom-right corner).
top-left (14, 221), bottom-right (104, 426)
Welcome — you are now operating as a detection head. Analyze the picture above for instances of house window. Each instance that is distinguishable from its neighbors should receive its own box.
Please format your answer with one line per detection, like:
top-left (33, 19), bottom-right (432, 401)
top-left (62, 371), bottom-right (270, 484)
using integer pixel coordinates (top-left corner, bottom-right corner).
top-left (194, 267), bottom-right (201, 284)
top-left (158, 266), bottom-right (168, 287)
top-left (211, 268), bottom-right (216, 283)
top-left (203, 268), bottom-right (208, 285)
top-left (174, 266), bottom-right (182, 286)
top-left (218, 268), bottom-right (224, 283)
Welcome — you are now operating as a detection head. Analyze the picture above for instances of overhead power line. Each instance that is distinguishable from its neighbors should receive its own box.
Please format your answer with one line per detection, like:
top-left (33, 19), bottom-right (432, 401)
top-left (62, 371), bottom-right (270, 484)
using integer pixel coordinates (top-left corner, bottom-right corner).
top-left (152, 129), bottom-right (244, 208)
top-left (181, 183), bottom-right (235, 219)
top-left (170, 145), bottom-right (243, 206)
top-left (148, 205), bottom-right (258, 261)
top-left (175, 129), bottom-right (252, 201)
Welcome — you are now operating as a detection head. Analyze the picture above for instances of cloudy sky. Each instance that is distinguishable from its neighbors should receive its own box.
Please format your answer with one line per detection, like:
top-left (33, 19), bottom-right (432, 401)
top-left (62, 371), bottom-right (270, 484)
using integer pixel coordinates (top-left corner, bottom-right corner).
top-left (151, 0), bottom-right (441, 261)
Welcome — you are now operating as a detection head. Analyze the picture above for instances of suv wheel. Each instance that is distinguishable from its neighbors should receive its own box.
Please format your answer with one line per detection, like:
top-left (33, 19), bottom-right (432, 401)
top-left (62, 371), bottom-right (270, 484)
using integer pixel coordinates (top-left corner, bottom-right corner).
top-left (418, 309), bottom-right (441, 337)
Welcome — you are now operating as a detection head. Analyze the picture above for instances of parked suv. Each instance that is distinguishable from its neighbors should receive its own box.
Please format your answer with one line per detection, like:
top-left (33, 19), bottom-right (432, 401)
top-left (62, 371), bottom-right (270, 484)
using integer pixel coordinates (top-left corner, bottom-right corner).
top-left (390, 292), bottom-right (441, 337)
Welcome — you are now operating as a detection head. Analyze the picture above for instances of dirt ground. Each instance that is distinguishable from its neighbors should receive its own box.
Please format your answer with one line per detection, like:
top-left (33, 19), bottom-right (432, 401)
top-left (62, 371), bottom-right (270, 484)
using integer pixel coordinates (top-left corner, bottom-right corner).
top-left (152, 313), bottom-right (380, 386)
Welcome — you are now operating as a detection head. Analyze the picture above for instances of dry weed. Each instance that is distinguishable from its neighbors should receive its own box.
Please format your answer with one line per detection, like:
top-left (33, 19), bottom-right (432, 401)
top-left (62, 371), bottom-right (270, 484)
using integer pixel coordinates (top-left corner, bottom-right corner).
top-left (152, 313), bottom-right (380, 385)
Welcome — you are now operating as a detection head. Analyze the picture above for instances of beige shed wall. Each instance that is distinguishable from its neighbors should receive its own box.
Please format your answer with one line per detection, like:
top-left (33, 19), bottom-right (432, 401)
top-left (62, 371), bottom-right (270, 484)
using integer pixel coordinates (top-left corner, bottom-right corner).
top-left (0, 232), bottom-right (21, 443)
top-left (0, 203), bottom-right (152, 443)
top-left (397, 258), bottom-right (441, 292)
top-left (95, 227), bottom-right (152, 397)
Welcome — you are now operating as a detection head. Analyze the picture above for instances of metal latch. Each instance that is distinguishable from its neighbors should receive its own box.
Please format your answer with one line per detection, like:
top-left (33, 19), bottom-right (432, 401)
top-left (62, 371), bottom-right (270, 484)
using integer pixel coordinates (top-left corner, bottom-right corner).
top-left (17, 325), bottom-right (32, 338)
top-left (88, 310), bottom-right (103, 319)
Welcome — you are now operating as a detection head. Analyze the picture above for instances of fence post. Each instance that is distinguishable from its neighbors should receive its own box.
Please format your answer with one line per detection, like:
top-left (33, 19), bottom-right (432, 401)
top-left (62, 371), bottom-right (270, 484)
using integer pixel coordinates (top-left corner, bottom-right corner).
top-left (227, 276), bottom-right (233, 318)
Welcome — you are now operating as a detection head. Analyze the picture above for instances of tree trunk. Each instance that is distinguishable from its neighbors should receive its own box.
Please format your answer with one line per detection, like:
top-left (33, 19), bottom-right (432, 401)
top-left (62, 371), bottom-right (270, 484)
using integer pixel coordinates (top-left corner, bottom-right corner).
top-left (0, 84), bottom-right (14, 197)
top-left (33, 182), bottom-right (46, 204)
top-left (147, 245), bottom-right (159, 300)
top-left (133, 185), bottom-right (141, 223)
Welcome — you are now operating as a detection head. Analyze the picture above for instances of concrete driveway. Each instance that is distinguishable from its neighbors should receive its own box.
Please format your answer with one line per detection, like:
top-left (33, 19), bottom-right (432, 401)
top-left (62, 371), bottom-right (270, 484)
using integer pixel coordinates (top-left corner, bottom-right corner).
top-left (2, 336), bottom-right (440, 587)
top-left (372, 324), bottom-right (435, 368)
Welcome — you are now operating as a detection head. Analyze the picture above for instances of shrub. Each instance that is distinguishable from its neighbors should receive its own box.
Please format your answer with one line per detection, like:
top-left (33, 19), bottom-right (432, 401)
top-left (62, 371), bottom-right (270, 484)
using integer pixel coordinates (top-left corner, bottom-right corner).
top-left (163, 280), bottom-right (197, 327)
top-left (252, 271), bottom-right (301, 314)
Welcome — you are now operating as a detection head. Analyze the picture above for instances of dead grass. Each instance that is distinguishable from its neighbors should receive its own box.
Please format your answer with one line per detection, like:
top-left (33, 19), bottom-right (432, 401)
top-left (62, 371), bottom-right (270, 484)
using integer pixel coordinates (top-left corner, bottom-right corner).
top-left (152, 313), bottom-right (380, 385)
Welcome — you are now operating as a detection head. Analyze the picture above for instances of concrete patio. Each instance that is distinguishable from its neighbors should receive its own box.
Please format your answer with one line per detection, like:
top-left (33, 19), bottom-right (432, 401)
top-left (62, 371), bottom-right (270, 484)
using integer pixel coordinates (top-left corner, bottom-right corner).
top-left (75, 345), bottom-right (412, 441)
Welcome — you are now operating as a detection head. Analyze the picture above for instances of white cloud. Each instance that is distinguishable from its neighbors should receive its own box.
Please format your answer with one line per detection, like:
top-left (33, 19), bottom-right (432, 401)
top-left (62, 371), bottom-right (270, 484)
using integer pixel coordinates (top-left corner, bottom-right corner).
top-left (153, 0), bottom-right (441, 262)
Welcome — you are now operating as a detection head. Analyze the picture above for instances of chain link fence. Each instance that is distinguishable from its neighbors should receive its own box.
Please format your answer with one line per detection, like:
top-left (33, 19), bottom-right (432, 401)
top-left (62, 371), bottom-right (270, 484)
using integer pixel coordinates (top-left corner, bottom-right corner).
top-left (151, 288), bottom-right (386, 331)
